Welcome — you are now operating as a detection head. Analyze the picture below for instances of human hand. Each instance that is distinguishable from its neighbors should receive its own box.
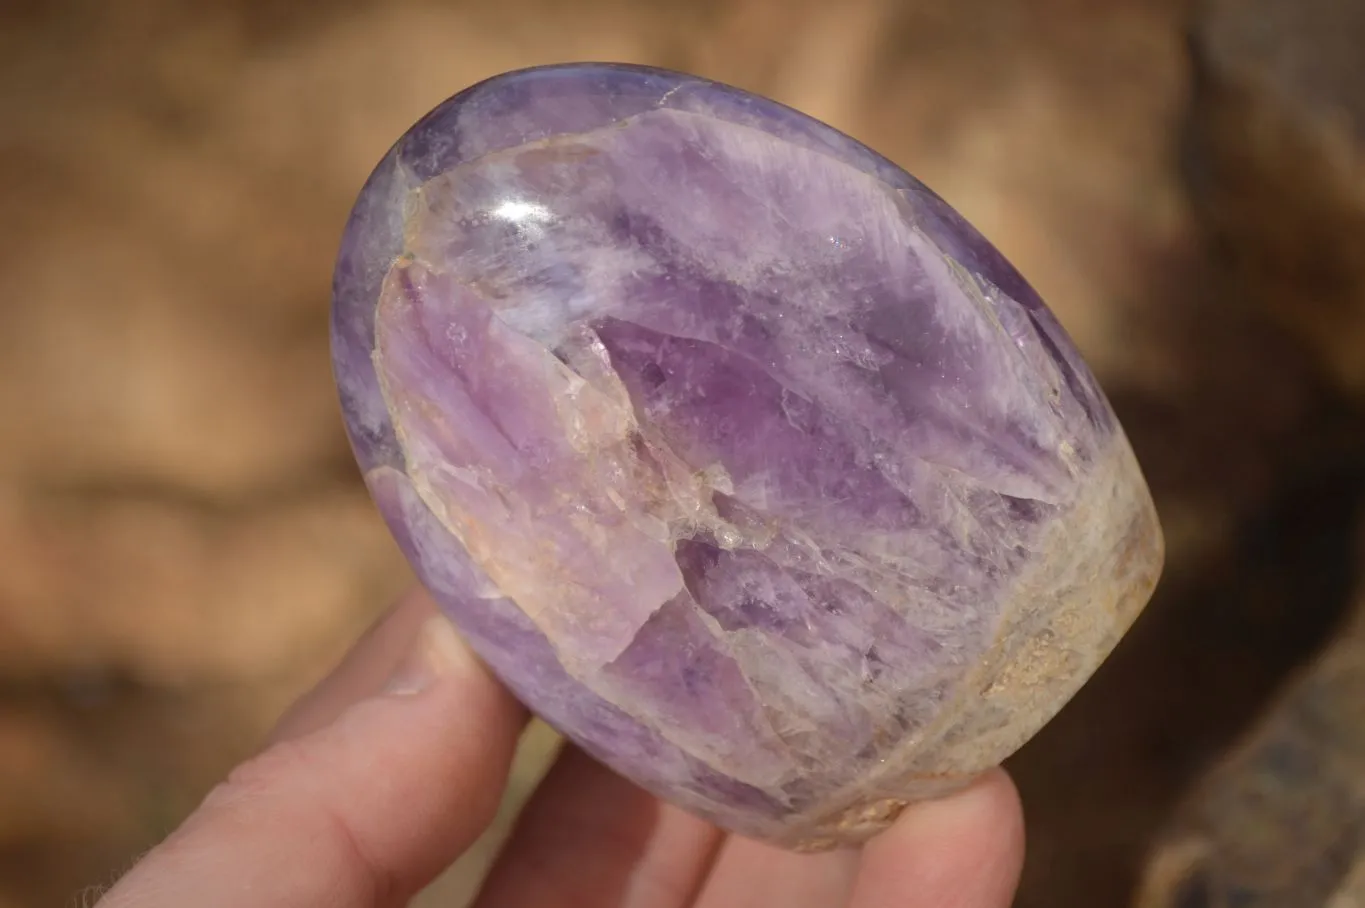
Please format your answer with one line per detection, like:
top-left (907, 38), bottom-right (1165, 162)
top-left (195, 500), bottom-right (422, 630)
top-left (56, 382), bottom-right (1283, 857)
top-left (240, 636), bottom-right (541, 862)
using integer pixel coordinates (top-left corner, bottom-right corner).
top-left (97, 588), bottom-right (1025, 908)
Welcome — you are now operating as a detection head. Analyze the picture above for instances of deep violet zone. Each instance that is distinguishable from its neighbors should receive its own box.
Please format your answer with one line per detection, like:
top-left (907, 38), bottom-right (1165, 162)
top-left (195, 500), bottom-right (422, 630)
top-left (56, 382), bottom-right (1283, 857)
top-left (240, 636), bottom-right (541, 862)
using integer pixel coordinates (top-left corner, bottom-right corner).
top-left (331, 63), bottom-right (1145, 843)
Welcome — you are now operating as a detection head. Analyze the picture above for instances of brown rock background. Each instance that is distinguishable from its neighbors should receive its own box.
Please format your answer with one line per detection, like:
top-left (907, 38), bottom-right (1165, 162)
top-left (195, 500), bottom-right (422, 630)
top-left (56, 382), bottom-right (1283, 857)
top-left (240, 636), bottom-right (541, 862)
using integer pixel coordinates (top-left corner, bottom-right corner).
top-left (1, 0), bottom-right (1361, 905)
top-left (1131, 0), bottom-right (1365, 904)
top-left (1134, 526), bottom-right (1365, 908)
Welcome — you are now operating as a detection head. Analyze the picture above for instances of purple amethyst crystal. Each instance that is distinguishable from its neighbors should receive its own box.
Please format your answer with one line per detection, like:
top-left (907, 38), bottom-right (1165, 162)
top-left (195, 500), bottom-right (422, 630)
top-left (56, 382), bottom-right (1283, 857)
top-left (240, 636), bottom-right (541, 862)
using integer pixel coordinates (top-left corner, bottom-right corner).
top-left (331, 63), bottom-right (1164, 848)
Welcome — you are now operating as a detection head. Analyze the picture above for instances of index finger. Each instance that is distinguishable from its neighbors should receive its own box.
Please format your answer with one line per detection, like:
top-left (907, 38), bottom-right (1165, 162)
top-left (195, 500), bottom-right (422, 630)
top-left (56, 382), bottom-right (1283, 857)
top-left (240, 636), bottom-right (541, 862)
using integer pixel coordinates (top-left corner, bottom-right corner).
top-left (98, 589), bottom-right (528, 908)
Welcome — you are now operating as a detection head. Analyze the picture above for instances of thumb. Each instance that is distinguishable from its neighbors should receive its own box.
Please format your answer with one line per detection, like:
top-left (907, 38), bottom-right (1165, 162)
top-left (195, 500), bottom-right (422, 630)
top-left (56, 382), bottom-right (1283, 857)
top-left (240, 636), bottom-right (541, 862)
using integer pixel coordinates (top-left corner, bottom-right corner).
top-left (98, 589), bottom-right (527, 908)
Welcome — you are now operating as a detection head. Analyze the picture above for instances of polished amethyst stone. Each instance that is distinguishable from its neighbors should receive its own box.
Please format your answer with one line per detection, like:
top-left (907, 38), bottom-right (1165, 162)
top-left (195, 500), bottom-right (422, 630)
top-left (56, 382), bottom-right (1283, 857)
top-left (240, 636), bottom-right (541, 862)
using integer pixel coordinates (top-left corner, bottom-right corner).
top-left (331, 63), bottom-right (1163, 848)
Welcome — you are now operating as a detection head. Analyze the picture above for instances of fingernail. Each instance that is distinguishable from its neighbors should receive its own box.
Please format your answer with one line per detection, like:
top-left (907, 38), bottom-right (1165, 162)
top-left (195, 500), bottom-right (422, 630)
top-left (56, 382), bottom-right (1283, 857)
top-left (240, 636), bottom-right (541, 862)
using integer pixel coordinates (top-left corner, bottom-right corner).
top-left (383, 615), bottom-right (472, 696)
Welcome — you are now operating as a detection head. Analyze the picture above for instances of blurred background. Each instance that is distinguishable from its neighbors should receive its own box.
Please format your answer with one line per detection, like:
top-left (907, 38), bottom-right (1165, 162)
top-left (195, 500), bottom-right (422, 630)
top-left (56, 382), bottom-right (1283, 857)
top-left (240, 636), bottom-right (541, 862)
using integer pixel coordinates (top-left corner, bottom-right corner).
top-left (1, 0), bottom-right (1362, 905)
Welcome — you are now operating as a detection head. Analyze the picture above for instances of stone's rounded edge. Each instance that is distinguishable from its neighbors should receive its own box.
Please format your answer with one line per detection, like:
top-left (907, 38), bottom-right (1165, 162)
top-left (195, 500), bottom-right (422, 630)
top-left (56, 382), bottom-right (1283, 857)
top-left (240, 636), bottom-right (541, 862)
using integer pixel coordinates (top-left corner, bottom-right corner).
top-left (660, 75), bottom-right (924, 195)
top-left (924, 433), bottom-right (1163, 762)
top-left (389, 59), bottom-right (923, 189)
top-left (330, 144), bottom-right (410, 476)
top-left (394, 63), bottom-right (687, 182)
top-left (772, 435), bottom-right (1165, 847)
top-left (389, 62), bottom-right (945, 241)
top-left (900, 182), bottom-right (1116, 434)
top-left (903, 183), bottom-right (1046, 313)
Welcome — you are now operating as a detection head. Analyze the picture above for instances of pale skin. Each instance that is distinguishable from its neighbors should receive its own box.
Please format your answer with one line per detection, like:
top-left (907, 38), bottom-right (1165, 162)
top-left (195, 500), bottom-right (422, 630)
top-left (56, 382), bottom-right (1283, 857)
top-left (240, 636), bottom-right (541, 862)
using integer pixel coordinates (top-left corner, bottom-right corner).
top-left (97, 588), bottom-right (1025, 908)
